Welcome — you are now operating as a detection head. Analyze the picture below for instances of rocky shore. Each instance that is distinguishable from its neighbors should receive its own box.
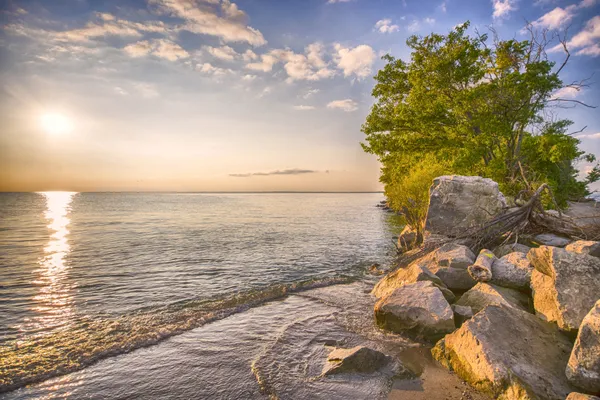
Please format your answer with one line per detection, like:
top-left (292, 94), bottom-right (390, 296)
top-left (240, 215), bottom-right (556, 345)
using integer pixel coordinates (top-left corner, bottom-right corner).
top-left (368, 176), bottom-right (600, 399)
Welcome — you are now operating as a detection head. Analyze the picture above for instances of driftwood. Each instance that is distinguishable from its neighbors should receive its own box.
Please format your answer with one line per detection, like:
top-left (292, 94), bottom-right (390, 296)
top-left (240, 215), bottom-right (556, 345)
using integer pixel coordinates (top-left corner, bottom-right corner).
top-left (458, 184), bottom-right (596, 250)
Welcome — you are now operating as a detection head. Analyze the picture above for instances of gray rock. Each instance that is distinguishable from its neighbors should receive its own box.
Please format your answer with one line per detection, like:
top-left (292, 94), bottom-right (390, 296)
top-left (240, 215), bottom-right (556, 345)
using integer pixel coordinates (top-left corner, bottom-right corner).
top-left (468, 249), bottom-right (495, 282)
top-left (451, 304), bottom-right (473, 326)
top-left (455, 282), bottom-right (530, 314)
top-left (428, 264), bottom-right (477, 291)
top-left (371, 261), bottom-right (445, 299)
top-left (565, 201), bottom-right (600, 232)
top-left (432, 305), bottom-right (577, 399)
top-left (566, 393), bottom-right (600, 400)
top-left (528, 246), bottom-right (600, 332)
top-left (566, 240), bottom-right (600, 258)
top-left (425, 175), bottom-right (507, 237)
top-left (374, 281), bottom-right (455, 341)
top-left (322, 346), bottom-right (388, 375)
top-left (534, 233), bottom-right (571, 247)
top-left (433, 243), bottom-right (476, 269)
top-left (490, 252), bottom-right (533, 290)
top-left (493, 243), bottom-right (531, 258)
top-left (566, 300), bottom-right (600, 393)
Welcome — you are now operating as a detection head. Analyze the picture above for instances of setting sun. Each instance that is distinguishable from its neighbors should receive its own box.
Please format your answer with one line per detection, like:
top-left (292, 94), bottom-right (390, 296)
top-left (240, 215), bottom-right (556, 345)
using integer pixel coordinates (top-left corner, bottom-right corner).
top-left (40, 112), bottom-right (73, 135)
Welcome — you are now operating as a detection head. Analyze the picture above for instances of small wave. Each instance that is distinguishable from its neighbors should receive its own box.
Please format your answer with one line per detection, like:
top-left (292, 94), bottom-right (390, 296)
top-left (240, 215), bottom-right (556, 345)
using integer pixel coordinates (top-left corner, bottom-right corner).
top-left (0, 276), bottom-right (355, 394)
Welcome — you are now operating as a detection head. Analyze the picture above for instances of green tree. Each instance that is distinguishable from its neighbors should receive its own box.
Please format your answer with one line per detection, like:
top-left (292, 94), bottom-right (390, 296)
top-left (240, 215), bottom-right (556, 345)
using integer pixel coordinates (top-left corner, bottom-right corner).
top-left (362, 22), bottom-right (596, 239)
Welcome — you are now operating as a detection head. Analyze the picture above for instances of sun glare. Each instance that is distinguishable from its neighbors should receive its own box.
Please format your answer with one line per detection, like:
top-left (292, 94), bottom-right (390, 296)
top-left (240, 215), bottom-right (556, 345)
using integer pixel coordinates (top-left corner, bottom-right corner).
top-left (40, 112), bottom-right (73, 135)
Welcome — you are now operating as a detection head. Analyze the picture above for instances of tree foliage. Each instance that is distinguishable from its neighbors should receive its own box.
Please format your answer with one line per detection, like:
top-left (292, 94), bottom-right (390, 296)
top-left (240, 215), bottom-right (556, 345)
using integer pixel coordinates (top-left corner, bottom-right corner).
top-left (362, 22), bottom-right (596, 234)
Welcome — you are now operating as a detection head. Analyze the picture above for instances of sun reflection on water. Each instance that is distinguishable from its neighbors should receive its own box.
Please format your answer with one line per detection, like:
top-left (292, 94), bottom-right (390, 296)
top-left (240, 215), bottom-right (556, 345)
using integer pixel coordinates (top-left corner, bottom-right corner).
top-left (27, 192), bottom-right (77, 334)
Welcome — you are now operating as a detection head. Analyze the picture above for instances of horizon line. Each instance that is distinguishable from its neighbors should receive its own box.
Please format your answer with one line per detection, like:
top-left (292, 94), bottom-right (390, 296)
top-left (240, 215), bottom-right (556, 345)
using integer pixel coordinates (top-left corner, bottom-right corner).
top-left (0, 191), bottom-right (385, 194)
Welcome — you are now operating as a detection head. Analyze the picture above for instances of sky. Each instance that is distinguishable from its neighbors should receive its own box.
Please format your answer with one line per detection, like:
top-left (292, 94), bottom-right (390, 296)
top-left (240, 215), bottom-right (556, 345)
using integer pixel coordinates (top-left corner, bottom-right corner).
top-left (0, 0), bottom-right (599, 192)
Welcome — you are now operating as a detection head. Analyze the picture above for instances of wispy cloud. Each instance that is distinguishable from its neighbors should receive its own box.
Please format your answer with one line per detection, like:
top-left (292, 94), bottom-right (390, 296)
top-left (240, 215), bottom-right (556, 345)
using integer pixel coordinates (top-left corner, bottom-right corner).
top-left (551, 86), bottom-right (582, 99)
top-left (149, 0), bottom-right (266, 46)
top-left (576, 132), bottom-right (600, 139)
top-left (549, 15), bottom-right (600, 56)
top-left (293, 105), bottom-right (316, 110)
top-left (229, 168), bottom-right (318, 177)
top-left (124, 39), bottom-right (189, 61)
top-left (327, 99), bottom-right (358, 112)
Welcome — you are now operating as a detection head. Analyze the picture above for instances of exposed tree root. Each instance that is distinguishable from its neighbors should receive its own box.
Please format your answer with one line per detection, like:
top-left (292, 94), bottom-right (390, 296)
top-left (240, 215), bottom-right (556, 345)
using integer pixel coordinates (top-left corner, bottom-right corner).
top-left (458, 184), bottom-right (596, 250)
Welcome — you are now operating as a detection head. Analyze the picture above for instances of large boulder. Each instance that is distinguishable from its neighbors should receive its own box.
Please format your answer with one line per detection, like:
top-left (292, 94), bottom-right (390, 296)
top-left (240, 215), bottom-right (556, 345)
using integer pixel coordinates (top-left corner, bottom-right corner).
top-left (423, 243), bottom-right (478, 291)
top-left (372, 262), bottom-right (444, 299)
top-left (566, 300), bottom-right (600, 393)
top-left (490, 252), bottom-right (534, 290)
top-left (433, 243), bottom-right (476, 269)
top-left (322, 346), bottom-right (388, 375)
top-left (432, 305), bottom-right (576, 399)
top-left (564, 201), bottom-right (600, 232)
top-left (528, 246), bottom-right (600, 332)
top-left (455, 282), bottom-right (530, 314)
top-left (425, 175), bottom-right (507, 237)
top-left (566, 240), bottom-right (600, 258)
top-left (374, 281), bottom-right (455, 341)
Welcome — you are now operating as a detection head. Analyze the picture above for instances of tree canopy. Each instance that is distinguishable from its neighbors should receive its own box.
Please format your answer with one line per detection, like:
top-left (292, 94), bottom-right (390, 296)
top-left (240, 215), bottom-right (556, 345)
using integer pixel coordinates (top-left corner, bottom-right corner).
top-left (362, 22), bottom-right (598, 239)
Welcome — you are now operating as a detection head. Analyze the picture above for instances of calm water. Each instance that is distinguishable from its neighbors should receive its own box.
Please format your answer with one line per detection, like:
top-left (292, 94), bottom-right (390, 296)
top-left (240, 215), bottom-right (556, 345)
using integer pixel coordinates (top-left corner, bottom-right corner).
top-left (0, 192), bottom-right (403, 397)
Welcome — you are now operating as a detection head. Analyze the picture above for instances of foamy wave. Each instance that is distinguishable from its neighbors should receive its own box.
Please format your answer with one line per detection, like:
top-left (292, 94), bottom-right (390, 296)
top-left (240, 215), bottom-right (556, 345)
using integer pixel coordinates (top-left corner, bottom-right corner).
top-left (0, 276), bottom-right (355, 393)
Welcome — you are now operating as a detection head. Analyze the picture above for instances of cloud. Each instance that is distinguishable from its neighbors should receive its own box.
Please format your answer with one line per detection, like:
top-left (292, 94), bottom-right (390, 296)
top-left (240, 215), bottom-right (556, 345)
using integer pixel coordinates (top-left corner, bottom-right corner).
top-left (375, 19), bottom-right (400, 34)
top-left (407, 20), bottom-right (421, 32)
top-left (203, 45), bottom-right (239, 61)
top-left (531, 6), bottom-right (576, 29)
top-left (531, 0), bottom-right (595, 30)
top-left (134, 83), bottom-right (160, 98)
top-left (424, 17), bottom-right (436, 25)
top-left (229, 168), bottom-right (317, 177)
top-left (302, 88), bottom-right (320, 99)
top-left (242, 49), bottom-right (258, 61)
top-left (293, 105), bottom-right (315, 110)
top-left (326, 0), bottom-right (352, 3)
top-left (492, 0), bottom-right (517, 19)
top-left (149, 0), bottom-right (266, 46)
top-left (575, 132), bottom-right (600, 139)
top-left (241, 74), bottom-right (257, 81)
top-left (439, 1), bottom-right (447, 12)
top-left (247, 44), bottom-right (335, 81)
top-left (124, 39), bottom-right (189, 61)
top-left (196, 62), bottom-right (233, 76)
top-left (333, 44), bottom-right (375, 79)
top-left (327, 99), bottom-right (358, 112)
top-left (550, 15), bottom-right (600, 56)
top-left (551, 86), bottom-right (582, 99)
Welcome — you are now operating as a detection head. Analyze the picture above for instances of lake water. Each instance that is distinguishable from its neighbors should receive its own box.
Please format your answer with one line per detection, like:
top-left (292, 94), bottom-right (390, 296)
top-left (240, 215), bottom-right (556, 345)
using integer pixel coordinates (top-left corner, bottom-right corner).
top-left (0, 192), bottom-right (407, 398)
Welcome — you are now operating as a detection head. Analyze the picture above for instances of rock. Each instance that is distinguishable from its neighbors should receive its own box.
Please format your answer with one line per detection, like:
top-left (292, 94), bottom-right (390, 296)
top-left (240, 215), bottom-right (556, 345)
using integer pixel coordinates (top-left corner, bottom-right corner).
top-left (533, 233), bottom-right (571, 247)
top-left (425, 175), bottom-right (507, 237)
top-left (371, 262), bottom-right (445, 299)
top-left (397, 225), bottom-right (418, 251)
top-left (428, 265), bottom-right (477, 291)
top-left (322, 346), bottom-right (388, 375)
top-left (490, 252), bottom-right (533, 290)
top-left (374, 281), bottom-right (455, 341)
top-left (455, 282), bottom-right (530, 314)
top-left (528, 246), bottom-right (600, 332)
top-left (468, 249), bottom-right (495, 282)
top-left (567, 393), bottom-right (600, 400)
top-left (452, 304), bottom-right (473, 326)
top-left (433, 243), bottom-right (476, 269)
top-left (493, 243), bottom-right (531, 258)
top-left (565, 201), bottom-right (600, 232)
top-left (432, 305), bottom-right (576, 399)
top-left (566, 240), bottom-right (600, 258)
top-left (566, 300), bottom-right (600, 393)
